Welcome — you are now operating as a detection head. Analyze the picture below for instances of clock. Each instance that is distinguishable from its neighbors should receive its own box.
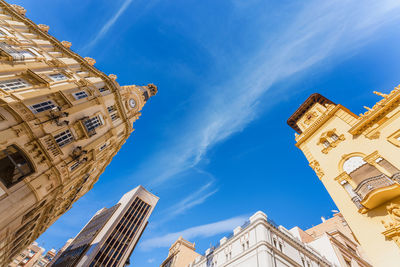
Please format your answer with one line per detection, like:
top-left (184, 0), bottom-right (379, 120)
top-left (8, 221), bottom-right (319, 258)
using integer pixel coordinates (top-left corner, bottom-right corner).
top-left (129, 98), bottom-right (136, 108)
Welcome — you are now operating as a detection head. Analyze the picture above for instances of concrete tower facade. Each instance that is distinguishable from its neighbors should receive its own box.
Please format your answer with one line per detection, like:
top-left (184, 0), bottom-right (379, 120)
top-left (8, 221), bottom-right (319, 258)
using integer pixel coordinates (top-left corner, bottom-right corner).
top-left (288, 90), bottom-right (400, 266)
top-left (0, 1), bottom-right (156, 264)
top-left (51, 186), bottom-right (158, 267)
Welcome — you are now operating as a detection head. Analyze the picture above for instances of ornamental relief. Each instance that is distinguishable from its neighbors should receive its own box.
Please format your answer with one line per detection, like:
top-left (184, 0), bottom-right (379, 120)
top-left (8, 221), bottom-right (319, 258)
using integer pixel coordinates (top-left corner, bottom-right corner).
top-left (381, 203), bottom-right (400, 248)
top-left (309, 160), bottom-right (324, 179)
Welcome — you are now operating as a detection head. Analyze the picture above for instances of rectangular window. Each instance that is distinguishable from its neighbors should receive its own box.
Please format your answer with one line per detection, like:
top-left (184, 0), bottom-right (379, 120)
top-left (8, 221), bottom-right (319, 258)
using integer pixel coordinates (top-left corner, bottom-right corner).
top-left (54, 130), bottom-right (73, 147)
top-left (70, 161), bottom-right (80, 171)
top-left (111, 113), bottom-right (119, 122)
top-left (110, 113), bottom-right (119, 121)
top-left (0, 78), bottom-right (29, 91)
top-left (84, 116), bottom-right (102, 132)
top-left (99, 143), bottom-right (107, 151)
top-left (48, 73), bottom-right (67, 82)
top-left (107, 105), bottom-right (116, 113)
top-left (29, 100), bottom-right (56, 114)
top-left (73, 91), bottom-right (88, 100)
top-left (99, 87), bottom-right (108, 93)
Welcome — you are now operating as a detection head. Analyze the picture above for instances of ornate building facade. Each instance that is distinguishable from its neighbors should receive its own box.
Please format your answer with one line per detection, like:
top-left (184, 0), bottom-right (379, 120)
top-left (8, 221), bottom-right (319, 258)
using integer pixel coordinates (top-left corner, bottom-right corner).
top-left (0, 1), bottom-right (156, 265)
top-left (288, 89), bottom-right (400, 266)
top-left (163, 212), bottom-right (332, 267)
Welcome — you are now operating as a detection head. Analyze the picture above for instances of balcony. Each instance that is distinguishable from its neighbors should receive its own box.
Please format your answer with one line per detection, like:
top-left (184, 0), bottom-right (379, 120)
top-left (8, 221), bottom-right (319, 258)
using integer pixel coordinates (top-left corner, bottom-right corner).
top-left (355, 174), bottom-right (400, 209)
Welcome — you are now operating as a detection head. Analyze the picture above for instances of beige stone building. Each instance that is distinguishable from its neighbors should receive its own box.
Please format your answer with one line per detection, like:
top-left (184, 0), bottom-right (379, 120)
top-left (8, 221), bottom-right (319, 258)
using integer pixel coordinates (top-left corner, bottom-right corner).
top-left (8, 241), bottom-right (44, 267)
top-left (290, 213), bottom-right (371, 267)
top-left (288, 89), bottom-right (400, 266)
top-left (160, 237), bottom-right (201, 267)
top-left (0, 1), bottom-right (156, 265)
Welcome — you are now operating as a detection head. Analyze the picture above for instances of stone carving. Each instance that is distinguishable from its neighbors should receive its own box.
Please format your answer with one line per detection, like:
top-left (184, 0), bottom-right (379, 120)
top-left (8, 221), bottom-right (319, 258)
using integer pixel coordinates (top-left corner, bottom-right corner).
top-left (309, 160), bottom-right (324, 179)
top-left (381, 203), bottom-right (400, 247)
top-left (61, 41), bottom-right (72, 49)
top-left (84, 57), bottom-right (96, 66)
top-left (38, 24), bottom-right (49, 33)
top-left (11, 4), bottom-right (26, 16)
top-left (108, 74), bottom-right (117, 80)
top-left (304, 111), bottom-right (318, 125)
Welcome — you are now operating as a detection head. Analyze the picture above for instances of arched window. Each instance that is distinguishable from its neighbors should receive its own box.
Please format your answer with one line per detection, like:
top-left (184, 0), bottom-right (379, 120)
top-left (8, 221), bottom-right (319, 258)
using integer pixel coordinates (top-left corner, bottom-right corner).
top-left (0, 145), bottom-right (34, 188)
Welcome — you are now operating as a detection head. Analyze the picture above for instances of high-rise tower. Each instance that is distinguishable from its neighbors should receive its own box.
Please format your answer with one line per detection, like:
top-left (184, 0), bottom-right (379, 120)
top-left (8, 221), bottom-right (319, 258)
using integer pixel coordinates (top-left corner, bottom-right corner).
top-left (0, 1), bottom-right (156, 264)
top-left (50, 186), bottom-right (158, 267)
top-left (288, 90), bottom-right (400, 266)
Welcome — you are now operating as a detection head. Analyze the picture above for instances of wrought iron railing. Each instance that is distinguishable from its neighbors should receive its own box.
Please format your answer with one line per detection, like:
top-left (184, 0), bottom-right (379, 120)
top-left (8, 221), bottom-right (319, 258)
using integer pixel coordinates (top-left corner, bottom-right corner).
top-left (354, 174), bottom-right (395, 199)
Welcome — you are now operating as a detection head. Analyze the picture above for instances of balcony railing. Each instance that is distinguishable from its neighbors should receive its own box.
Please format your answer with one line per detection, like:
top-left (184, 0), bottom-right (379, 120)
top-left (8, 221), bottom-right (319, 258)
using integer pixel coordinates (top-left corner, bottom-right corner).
top-left (354, 174), bottom-right (395, 199)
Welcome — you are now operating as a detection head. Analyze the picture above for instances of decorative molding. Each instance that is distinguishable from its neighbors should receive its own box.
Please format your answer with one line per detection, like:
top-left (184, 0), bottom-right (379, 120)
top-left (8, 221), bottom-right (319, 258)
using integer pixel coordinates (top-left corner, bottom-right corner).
top-left (84, 57), bottom-right (96, 66)
top-left (61, 40), bottom-right (71, 48)
top-left (108, 74), bottom-right (117, 81)
top-left (37, 24), bottom-right (49, 33)
top-left (309, 160), bottom-right (324, 179)
top-left (11, 4), bottom-right (26, 16)
top-left (363, 151), bottom-right (380, 165)
top-left (382, 203), bottom-right (400, 248)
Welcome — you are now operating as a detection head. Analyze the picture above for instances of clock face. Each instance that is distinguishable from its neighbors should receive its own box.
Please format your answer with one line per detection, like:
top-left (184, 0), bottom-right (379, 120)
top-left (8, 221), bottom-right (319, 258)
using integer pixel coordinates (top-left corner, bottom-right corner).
top-left (129, 99), bottom-right (136, 108)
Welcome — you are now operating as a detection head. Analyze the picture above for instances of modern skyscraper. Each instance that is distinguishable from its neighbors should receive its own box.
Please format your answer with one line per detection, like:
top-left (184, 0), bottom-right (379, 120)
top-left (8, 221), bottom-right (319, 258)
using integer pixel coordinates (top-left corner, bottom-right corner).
top-left (0, 1), bottom-right (156, 264)
top-left (51, 186), bottom-right (158, 267)
top-left (288, 90), bottom-right (400, 266)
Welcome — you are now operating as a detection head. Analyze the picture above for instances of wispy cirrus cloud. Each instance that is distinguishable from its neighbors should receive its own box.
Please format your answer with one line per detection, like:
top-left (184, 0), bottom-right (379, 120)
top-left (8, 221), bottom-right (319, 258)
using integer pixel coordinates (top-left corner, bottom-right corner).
top-left (133, 0), bottom-right (400, 188)
top-left (140, 215), bottom-right (248, 250)
top-left (82, 0), bottom-right (134, 52)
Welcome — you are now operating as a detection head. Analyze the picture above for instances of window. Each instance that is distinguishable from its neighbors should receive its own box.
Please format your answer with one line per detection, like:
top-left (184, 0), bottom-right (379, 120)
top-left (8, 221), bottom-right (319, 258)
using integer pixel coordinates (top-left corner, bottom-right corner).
top-left (29, 100), bottom-right (56, 114)
top-left (323, 140), bottom-right (330, 148)
top-left (99, 87), bottom-right (108, 93)
top-left (48, 73), bottom-right (67, 82)
top-left (0, 78), bottom-right (29, 91)
top-left (0, 145), bottom-right (34, 188)
top-left (99, 143), bottom-right (107, 151)
top-left (54, 130), bottom-right (74, 147)
top-left (110, 112), bottom-right (119, 121)
top-left (73, 91), bottom-right (88, 100)
top-left (0, 42), bottom-right (35, 61)
top-left (70, 161), bottom-right (80, 171)
top-left (107, 105), bottom-right (116, 113)
top-left (331, 133), bottom-right (339, 141)
top-left (84, 116), bottom-right (102, 132)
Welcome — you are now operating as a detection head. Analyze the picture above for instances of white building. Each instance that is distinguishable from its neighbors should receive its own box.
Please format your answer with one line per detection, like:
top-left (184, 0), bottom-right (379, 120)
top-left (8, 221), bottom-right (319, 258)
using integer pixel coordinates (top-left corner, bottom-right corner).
top-left (188, 211), bottom-right (331, 267)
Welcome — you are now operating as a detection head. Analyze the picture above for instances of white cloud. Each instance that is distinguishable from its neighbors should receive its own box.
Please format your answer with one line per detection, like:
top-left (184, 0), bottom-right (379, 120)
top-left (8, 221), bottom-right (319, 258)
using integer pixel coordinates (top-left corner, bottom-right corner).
top-left (140, 215), bottom-right (248, 250)
top-left (147, 258), bottom-right (155, 263)
top-left (133, 0), bottom-right (400, 188)
top-left (83, 0), bottom-right (134, 51)
top-left (156, 180), bottom-right (218, 225)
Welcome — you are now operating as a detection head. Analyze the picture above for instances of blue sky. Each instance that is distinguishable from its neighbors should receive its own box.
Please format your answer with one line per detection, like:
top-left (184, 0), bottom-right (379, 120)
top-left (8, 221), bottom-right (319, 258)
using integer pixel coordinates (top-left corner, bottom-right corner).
top-left (10, 0), bottom-right (400, 265)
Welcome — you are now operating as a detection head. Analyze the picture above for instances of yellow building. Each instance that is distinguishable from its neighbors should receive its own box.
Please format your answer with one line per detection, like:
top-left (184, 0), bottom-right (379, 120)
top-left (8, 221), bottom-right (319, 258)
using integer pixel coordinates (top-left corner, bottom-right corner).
top-left (160, 237), bottom-right (201, 267)
top-left (288, 90), bottom-right (400, 266)
top-left (0, 1), bottom-right (156, 265)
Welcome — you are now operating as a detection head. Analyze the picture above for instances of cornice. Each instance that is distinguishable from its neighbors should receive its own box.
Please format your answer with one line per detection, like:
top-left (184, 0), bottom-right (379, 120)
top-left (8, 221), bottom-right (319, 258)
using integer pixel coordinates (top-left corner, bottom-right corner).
top-left (349, 86), bottom-right (400, 135)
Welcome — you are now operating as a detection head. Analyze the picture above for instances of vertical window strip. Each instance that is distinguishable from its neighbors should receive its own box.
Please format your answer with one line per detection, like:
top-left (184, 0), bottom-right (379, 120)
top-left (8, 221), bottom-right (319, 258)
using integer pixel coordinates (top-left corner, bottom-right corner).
top-left (0, 78), bottom-right (29, 91)
top-left (107, 201), bottom-right (149, 265)
top-left (54, 130), bottom-right (73, 147)
top-left (29, 101), bottom-right (55, 114)
top-left (107, 105), bottom-right (116, 113)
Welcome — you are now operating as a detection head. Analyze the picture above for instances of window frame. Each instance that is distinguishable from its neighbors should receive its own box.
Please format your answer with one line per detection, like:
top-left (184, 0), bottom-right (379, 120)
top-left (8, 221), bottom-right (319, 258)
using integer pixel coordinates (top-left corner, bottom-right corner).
top-left (28, 100), bottom-right (56, 114)
top-left (0, 145), bottom-right (34, 188)
top-left (72, 90), bottom-right (88, 100)
top-left (53, 129), bottom-right (74, 148)
top-left (0, 78), bottom-right (29, 92)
